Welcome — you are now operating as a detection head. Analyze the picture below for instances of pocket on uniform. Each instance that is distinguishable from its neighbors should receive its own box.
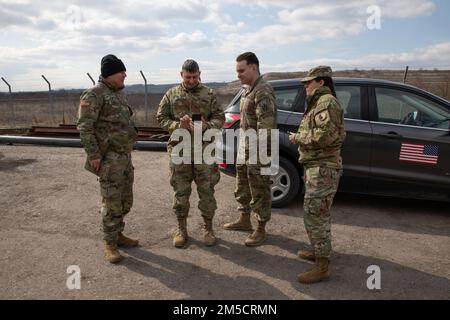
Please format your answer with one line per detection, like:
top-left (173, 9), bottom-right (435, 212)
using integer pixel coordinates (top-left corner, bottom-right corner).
top-left (169, 167), bottom-right (176, 188)
top-left (305, 167), bottom-right (320, 189)
top-left (99, 162), bottom-right (111, 181)
top-left (319, 167), bottom-right (332, 184)
top-left (210, 164), bottom-right (220, 186)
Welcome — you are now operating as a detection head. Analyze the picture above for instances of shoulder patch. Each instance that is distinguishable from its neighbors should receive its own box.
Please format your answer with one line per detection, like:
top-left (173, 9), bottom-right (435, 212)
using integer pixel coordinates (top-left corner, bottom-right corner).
top-left (318, 111), bottom-right (328, 121)
top-left (315, 110), bottom-right (330, 126)
top-left (80, 100), bottom-right (91, 108)
top-left (91, 83), bottom-right (107, 96)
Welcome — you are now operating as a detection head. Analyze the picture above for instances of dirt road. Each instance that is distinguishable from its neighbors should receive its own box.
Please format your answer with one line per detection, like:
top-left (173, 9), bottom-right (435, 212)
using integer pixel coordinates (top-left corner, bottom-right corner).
top-left (0, 145), bottom-right (449, 299)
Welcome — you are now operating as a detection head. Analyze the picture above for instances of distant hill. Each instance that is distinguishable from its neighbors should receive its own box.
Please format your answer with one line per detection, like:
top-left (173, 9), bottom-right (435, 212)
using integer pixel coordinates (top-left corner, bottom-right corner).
top-left (124, 82), bottom-right (229, 94)
top-left (0, 82), bottom-right (230, 96)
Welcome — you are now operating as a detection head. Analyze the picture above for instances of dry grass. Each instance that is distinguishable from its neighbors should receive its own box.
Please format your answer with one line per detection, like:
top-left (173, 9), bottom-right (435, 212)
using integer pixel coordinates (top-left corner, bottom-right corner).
top-left (0, 91), bottom-right (234, 129)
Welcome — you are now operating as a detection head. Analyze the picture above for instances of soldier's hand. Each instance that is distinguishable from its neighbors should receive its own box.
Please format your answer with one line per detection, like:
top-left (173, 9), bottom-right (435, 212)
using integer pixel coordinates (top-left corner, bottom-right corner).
top-left (180, 115), bottom-right (191, 129)
top-left (90, 159), bottom-right (101, 172)
top-left (288, 132), bottom-right (297, 144)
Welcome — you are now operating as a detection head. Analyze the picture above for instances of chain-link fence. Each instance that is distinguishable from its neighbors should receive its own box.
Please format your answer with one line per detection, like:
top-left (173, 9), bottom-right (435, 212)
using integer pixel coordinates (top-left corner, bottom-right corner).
top-left (1, 68), bottom-right (449, 129)
top-left (0, 90), bottom-right (236, 129)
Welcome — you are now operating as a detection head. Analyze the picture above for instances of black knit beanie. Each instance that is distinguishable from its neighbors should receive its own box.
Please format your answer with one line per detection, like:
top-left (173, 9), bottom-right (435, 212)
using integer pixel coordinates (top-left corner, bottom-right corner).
top-left (101, 54), bottom-right (126, 78)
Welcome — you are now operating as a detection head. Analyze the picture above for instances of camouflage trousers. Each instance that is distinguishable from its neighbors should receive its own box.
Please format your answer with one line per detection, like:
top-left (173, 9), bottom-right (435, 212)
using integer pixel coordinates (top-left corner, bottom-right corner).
top-left (235, 164), bottom-right (271, 222)
top-left (169, 162), bottom-right (220, 219)
top-left (99, 152), bottom-right (134, 243)
top-left (303, 166), bottom-right (341, 258)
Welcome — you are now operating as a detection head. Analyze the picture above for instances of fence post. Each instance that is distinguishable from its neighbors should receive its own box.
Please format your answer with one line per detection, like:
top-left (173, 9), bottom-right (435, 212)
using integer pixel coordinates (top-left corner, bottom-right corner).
top-left (140, 70), bottom-right (149, 123)
top-left (403, 66), bottom-right (409, 83)
top-left (87, 73), bottom-right (95, 86)
top-left (41, 75), bottom-right (55, 123)
top-left (1, 77), bottom-right (15, 126)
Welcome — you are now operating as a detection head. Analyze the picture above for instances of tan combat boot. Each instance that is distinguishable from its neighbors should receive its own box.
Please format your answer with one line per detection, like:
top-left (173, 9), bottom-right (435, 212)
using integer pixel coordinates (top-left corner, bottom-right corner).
top-left (203, 218), bottom-right (217, 246)
top-left (297, 249), bottom-right (316, 262)
top-left (118, 232), bottom-right (139, 247)
top-left (297, 257), bottom-right (330, 284)
top-left (244, 221), bottom-right (267, 247)
top-left (173, 217), bottom-right (188, 248)
top-left (104, 241), bottom-right (122, 264)
top-left (223, 213), bottom-right (253, 231)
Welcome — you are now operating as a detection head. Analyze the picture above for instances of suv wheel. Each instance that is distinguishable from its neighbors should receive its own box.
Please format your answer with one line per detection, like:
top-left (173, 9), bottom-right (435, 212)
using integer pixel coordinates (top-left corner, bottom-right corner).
top-left (271, 156), bottom-right (301, 208)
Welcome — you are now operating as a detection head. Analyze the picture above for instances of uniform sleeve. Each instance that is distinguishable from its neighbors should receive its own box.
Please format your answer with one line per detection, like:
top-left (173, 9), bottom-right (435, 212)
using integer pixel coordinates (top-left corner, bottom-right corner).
top-left (205, 91), bottom-right (225, 130)
top-left (293, 131), bottom-right (302, 145)
top-left (255, 90), bottom-right (276, 160)
top-left (156, 93), bottom-right (180, 134)
top-left (255, 91), bottom-right (276, 131)
top-left (307, 99), bottom-right (343, 148)
top-left (76, 91), bottom-right (102, 160)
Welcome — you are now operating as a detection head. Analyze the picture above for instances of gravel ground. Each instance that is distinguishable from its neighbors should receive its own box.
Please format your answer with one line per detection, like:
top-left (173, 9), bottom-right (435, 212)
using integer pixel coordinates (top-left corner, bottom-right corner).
top-left (0, 145), bottom-right (449, 300)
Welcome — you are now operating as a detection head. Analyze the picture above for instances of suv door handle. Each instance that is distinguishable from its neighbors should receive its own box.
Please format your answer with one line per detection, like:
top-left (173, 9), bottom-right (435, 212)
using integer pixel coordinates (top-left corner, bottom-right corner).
top-left (379, 131), bottom-right (403, 139)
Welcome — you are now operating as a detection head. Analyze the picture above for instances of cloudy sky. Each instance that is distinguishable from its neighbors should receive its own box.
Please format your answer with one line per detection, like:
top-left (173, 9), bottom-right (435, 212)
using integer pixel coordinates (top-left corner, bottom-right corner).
top-left (1, 0), bottom-right (449, 91)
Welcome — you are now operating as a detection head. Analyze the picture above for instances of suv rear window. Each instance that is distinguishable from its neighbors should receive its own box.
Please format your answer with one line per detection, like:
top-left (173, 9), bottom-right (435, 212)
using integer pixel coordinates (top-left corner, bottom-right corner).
top-left (225, 87), bottom-right (301, 113)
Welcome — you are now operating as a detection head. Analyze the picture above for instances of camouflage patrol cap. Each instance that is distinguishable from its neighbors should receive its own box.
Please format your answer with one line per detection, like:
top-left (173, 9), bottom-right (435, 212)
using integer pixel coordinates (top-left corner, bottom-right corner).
top-left (301, 65), bottom-right (333, 83)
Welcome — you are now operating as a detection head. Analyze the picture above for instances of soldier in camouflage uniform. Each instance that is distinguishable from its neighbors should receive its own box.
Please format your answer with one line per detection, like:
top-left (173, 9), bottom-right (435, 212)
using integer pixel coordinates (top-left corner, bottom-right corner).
top-left (77, 54), bottom-right (139, 264)
top-left (289, 66), bottom-right (346, 283)
top-left (223, 52), bottom-right (277, 247)
top-left (157, 59), bottom-right (224, 248)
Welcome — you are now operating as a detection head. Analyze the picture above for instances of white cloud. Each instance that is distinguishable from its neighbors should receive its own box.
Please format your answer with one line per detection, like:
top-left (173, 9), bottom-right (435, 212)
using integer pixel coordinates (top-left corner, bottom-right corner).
top-left (218, 0), bottom-right (436, 52)
top-left (263, 42), bottom-right (450, 71)
top-left (236, 0), bottom-right (435, 17)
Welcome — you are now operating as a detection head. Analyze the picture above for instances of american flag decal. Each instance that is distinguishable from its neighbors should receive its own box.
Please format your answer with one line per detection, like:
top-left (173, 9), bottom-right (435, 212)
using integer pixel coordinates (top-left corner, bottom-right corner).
top-left (399, 143), bottom-right (439, 165)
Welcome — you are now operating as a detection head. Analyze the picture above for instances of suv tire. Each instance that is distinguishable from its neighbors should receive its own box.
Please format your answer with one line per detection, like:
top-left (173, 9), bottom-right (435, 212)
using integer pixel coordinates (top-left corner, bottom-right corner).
top-left (271, 156), bottom-right (302, 208)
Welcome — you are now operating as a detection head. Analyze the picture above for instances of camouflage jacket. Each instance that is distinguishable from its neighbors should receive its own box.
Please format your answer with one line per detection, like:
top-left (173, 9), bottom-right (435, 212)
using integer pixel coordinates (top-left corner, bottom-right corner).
top-left (76, 77), bottom-right (138, 161)
top-left (239, 76), bottom-right (276, 160)
top-left (156, 82), bottom-right (224, 154)
top-left (240, 76), bottom-right (276, 131)
top-left (294, 86), bottom-right (345, 169)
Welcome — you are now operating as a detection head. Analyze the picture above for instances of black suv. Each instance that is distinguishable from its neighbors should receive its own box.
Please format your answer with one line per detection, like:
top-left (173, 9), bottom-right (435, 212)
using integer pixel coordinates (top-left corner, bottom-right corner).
top-left (218, 77), bottom-right (450, 207)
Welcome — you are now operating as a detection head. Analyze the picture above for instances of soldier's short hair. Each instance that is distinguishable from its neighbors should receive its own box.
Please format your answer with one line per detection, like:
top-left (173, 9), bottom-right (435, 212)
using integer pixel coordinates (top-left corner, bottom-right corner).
top-left (236, 52), bottom-right (260, 73)
top-left (182, 59), bottom-right (200, 73)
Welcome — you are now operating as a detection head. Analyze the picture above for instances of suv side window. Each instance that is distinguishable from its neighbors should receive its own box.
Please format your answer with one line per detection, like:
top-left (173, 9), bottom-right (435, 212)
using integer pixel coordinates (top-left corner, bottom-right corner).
top-left (335, 86), bottom-right (362, 120)
top-left (274, 88), bottom-right (300, 111)
top-left (375, 87), bottom-right (450, 129)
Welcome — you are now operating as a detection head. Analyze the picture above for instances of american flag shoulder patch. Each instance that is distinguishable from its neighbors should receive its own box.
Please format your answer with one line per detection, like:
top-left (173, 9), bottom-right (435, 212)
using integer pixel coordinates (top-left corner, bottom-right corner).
top-left (399, 142), bottom-right (439, 165)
